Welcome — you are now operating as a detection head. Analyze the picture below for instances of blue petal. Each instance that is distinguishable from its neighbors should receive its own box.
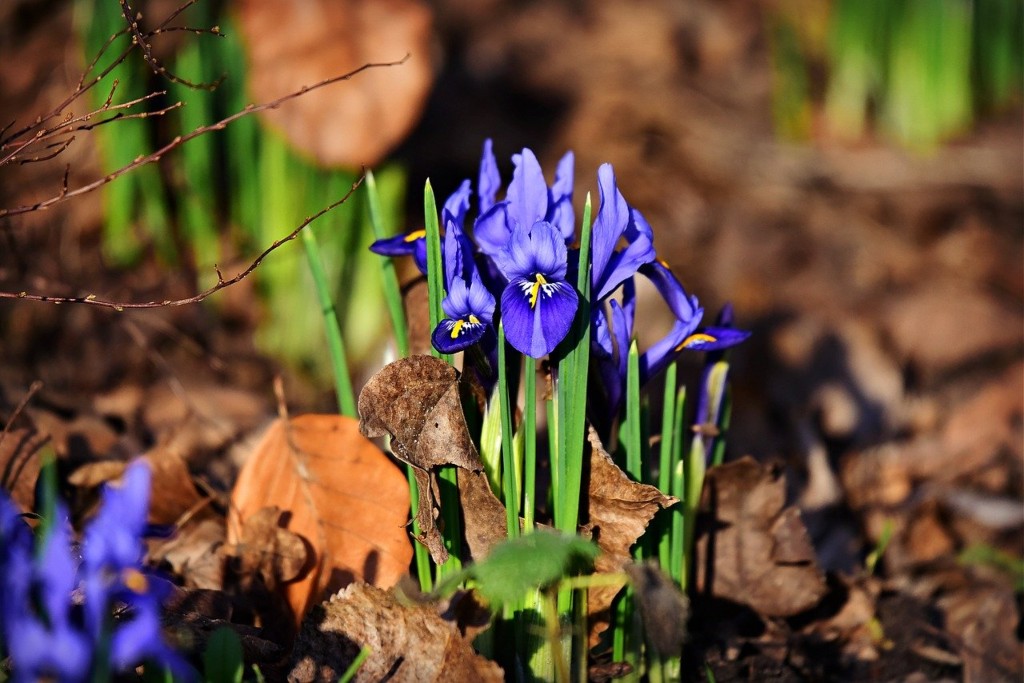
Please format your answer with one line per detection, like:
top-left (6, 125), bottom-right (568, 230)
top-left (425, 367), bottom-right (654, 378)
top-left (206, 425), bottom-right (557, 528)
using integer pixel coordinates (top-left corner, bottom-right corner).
top-left (506, 149), bottom-right (549, 231)
top-left (442, 275), bottom-right (495, 322)
top-left (678, 326), bottom-right (751, 351)
top-left (591, 164), bottom-right (628, 289)
top-left (478, 138), bottom-right (501, 214)
top-left (443, 218), bottom-right (476, 287)
top-left (550, 150), bottom-right (575, 241)
top-left (369, 231), bottom-right (424, 257)
top-left (494, 221), bottom-right (569, 283)
top-left (501, 277), bottom-right (578, 358)
top-left (638, 261), bottom-right (701, 326)
top-left (473, 201), bottom-right (511, 257)
top-left (639, 318), bottom-right (701, 384)
top-left (442, 179), bottom-right (472, 231)
top-left (432, 317), bottom-right (491, 354)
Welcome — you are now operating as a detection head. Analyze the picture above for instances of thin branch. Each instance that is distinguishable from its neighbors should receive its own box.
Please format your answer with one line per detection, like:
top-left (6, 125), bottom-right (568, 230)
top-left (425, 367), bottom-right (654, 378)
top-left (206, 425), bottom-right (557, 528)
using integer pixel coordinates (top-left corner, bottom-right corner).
top-left (0, 175), bottom-right (364, 310)
top-left (120, 0), bottom-right (224, 91)
top-left (0, 57), bottom-right (407, 218)
top-left (0, 1), bottom-right (207, 152)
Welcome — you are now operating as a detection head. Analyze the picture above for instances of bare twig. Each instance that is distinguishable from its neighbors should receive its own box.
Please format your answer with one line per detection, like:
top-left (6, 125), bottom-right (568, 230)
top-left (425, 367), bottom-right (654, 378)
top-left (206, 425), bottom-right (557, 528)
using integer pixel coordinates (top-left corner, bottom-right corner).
top-left (0, 1), bottom-right (214, 155)
top-left (119, 0), bottom-right (224, 91)
top-left (0, 56), bottom-right (406, 218)
top-left (0, 175), bottom-right (364, 309)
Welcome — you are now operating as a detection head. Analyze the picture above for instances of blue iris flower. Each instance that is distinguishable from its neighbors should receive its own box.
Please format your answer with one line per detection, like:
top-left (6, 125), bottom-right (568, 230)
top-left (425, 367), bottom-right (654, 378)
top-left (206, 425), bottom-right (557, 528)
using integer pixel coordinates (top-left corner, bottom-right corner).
top-left (493, 220), bottom-right (579, 358)
top-left (369, 180), bottom-right (473, 274)
top-left (0, 460), bottom-right (193, 681)
top-left (431, 216), bottom-right (496, 354)
top-left (474, 146), bottom-right (575, 257)
top-left (636, 261), bottom-right (750, 383)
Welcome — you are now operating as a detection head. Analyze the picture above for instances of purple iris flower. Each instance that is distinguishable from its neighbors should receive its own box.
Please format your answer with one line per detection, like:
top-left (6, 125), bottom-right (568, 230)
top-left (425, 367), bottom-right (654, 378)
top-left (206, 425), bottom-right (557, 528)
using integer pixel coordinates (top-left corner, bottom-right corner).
top-left (432, 217), bottom-right (496, 354)
top-left (493, 220), bottom-right (579, 358)
top-left (0, 459), bottom-right (193, 680)
top-left (474, 146), bottom-right (575, 257)
top-left (590, 164), bottom-right (656, 302)
top-left (369, 180), bottom-right (473, 275)
top-left (3, 503), bottom-right (92, 683)
top-left (637, 261), bottom-right (750, 384)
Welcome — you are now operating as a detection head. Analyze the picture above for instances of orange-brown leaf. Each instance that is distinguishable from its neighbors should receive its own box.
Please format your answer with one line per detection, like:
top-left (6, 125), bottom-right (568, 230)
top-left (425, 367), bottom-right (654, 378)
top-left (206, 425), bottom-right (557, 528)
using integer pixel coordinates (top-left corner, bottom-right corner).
top-left (227, 414), bottom-right (413, 624)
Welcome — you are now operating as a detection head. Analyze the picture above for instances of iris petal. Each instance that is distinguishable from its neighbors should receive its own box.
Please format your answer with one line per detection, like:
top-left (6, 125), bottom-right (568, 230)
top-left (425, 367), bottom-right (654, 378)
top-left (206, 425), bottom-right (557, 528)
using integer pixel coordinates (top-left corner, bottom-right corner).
top-left (442, 179), bottom-right (472, 230)
top-left (478, 138), bottom-right (501, 214)
top-left (550, 150), bottom-right (575, 241)
top-left (638, 261), bottom-right (701, 326)
top-left (432, 317), bottom-right (490, 353)
top-left (677, 326), bottom-right (751, 352)
top-left (473, 201), bottom-right (511, 257)
top-left (591, 165), bottom-right (656, 301)
top-left (501, 277), bottom-right (578, 358)
top-left (506, 149), bottom-right (549, 231)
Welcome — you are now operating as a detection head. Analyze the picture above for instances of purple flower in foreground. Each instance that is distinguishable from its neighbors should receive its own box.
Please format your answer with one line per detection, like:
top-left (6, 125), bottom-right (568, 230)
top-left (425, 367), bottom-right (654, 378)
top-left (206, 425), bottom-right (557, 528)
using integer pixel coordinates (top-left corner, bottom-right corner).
top-left (3, 503), bottom-right (91, 683)
top-left (1, 459), bottom-right (193, 681)
top-left (494, 221), bottom-right (579, 358)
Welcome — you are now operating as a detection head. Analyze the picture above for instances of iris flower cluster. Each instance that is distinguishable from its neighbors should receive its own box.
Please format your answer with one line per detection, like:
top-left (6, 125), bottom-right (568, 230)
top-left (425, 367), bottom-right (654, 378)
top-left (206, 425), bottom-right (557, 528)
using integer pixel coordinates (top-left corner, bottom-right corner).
top-left (370, 140), bottom-right (750, 403)
top-left (0, 460), bottom-right (189, 682)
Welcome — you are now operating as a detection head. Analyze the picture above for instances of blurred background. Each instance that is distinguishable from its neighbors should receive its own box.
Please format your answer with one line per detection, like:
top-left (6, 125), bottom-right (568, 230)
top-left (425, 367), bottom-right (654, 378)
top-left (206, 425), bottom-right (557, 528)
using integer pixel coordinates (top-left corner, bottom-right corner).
top-left (0, 0), bottom-right (1021, 604)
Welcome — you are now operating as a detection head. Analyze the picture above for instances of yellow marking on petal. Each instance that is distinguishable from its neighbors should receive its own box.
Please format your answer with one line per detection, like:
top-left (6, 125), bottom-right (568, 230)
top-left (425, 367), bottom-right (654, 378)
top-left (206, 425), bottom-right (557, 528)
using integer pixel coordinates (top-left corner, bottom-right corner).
top-left (451, 319), bottom-right (465, 339)
top-left (659, 259), bottom-right (672, 269)
top-left (529, 274), bottom-right (548, 309)
top-left (123, 568), bottom-right (149, 594)
top-left (675, 332), bottom-right (717, 351)
top-left (469, 315), bottom-right (480, 324)
top-left (404, 229), bottom-right (426, 242)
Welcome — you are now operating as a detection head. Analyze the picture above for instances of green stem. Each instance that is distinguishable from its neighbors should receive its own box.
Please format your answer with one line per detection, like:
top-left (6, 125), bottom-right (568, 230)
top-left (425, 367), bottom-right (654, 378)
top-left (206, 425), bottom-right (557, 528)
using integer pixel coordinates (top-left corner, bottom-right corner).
top-left (658, 362), bottom-right (678, 569)
top-left (523, 358), bottom-right (537, 532)
top-left (300, 228), bottom-right (356, 417)
top-left (497, 323), bottom-right (520, 539)
top-left (423, 180), bottom-right (449, 364)
top-left (365, 170), bottom-right (410, 358)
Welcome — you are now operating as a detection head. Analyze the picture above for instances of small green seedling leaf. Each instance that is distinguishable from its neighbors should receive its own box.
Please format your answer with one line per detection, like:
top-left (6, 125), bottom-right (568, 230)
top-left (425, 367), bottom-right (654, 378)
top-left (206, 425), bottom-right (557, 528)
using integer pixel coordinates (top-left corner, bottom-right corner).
top-left (468, 530), bottom-right (598, 609)
top-left (203, 627), bottom-right (244, 683)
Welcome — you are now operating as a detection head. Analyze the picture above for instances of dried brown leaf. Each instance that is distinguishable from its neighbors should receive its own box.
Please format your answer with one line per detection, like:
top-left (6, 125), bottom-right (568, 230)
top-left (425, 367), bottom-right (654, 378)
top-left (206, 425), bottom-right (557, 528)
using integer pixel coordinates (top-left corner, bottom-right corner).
top-left (228, 414), bottom-right (413, 624)
top-left (585, 427), bottom-right (677, 641)
top-left (238, 0), bottom-right (435, 167)
top-left (230, 506), bottom-right (309, 587)
top-left (358, 356), bottom-right (482, 473)
top-left (289, 582), bottom-right (503, 683)
top-left (69, 449), bottom-right (205, 526)
top-left (457, 469), bottom-right (508, 561)
top-left (359, 356), bottom-right (483, 564)
top-left (151, 516), bottom-right (226, 590)
top-left (695, 457), bottom-right (827, 617)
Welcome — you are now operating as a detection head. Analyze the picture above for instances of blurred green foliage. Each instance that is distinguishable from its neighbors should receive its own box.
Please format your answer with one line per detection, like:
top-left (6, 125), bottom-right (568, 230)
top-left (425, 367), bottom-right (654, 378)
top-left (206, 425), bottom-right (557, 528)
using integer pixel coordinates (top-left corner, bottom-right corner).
top-left (74, 0), bottom-right (404, 378)
top-left (771, 0), bottom-right (1023, 150)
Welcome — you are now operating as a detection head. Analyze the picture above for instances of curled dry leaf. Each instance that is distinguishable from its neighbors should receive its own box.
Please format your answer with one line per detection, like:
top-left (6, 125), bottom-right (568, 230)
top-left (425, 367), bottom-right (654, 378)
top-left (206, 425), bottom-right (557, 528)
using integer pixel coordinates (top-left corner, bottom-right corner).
top-left (228, 414), bottom-right (413, 625)
top-left (585, 427), bottom-right (677, 641)
top-left (359, 356), bottom-right (484, 564)
top-left (457, 469), bottom-right (509, 561)
top-left (237, 0), bottom-right (435, 167)
top-left (289, 582), bottom-right (503, 683)
top-left (695, 456), bottom-right (827, 617)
